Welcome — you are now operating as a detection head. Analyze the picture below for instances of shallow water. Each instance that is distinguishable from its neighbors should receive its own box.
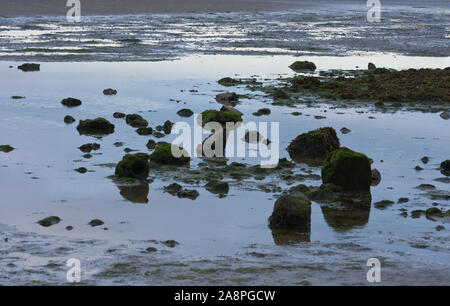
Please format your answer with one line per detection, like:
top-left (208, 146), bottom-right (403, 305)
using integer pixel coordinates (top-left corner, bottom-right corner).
top-left (0, 54), bottom-right (449, 285)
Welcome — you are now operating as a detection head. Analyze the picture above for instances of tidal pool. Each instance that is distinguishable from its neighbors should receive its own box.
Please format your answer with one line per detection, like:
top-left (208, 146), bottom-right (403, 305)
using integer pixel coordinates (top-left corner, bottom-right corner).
top-left (0, 54), bottom-right (449, 285)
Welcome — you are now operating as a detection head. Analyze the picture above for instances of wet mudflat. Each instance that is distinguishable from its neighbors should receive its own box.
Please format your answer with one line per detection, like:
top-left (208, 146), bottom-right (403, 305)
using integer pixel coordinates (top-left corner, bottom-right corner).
top-left (0, 54), bottom-right (449, 285)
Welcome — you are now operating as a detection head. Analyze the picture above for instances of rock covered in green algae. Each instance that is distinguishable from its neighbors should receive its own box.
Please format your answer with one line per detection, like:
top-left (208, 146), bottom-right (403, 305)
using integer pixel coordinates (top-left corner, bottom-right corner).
top-left (115, 153), bottom-right (150, 179)
top-left (38, 216), bottom-right (61, 227)
top-left (287, 127), bottom-right (340, 163)
top-left (88, 219), bottom-right (104, 227)
top-left (205, 180), bottom-right (229, 195)
top-left (441, 160), bottom-right (450, 176)
top-left (200, 110), bottom-right (242, 126)
top-left (272, 88), bottom-right (289, 99)
top-left (18, 63), bottom-right (40, 72)
top-left (61, 97), bottom-right (82, 107)
top-left (76, 118), bottom-right (115, 135)
top-left (177, 109), bottom-right (194, 118)
top-left (220, 105), bottom-right (242, 115)
top-left (149, 143), bottom-right (190, 166)
top-left (289, 61), bottom-right (317, 72)
top-left (268, 195), bottom-right (311, 230)
top-left (218, 77), bottom-right (240, 87)
top-left (322, 147), bottom-right (372, 191)
top-left (0, 145), bottom-right (15, 153)
top-left (125, 114), bottom-right (148, 128)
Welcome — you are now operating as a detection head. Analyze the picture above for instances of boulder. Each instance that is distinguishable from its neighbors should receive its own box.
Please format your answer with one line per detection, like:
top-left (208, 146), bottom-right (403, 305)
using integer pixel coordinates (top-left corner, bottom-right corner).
top-left (125, 114), bottom-right (148, 128)
top-left (18, 63), bottom-right (40, 72)
top-left (77, 118), bottom-right (115, 135)
top-left (115, 153), bottom-right (150, 179)
top-left (287, 127), bottom-right (340, 163)
top-left (149, 143), bottom-right (190, 166)
top-left (268, 195), bottom-right (311, 230)
top-left (289, 61), bottom-right (316, 72)
top-left (38, 216), bottom-right (60, 227)
top-left (321, 147), bottom-right (372, 191)
top-left (61, 97), bottom-right (82, 107)
top-left (200, 109), bottom-right (242, 126)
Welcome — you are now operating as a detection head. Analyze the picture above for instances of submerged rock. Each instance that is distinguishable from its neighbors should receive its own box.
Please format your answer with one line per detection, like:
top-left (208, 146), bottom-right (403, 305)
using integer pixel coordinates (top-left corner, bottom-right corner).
top-left (205, 180), bottom-right (229, 194)
top-left (164, 183), bottom-right (183, 195)
top-left (38, 216), bottom-right (60, 227)
top-left (253, 108), bottom-right (271, 116)
top-left (79, 143), bottom-right (100, 153)
top-left (289, 61), bottom-right (316, 72)
top-left (149, 143), bottom-right (190, 166)
top-left (287, 127), bottom-right (340, 164)
top-left (115, 153), bottom-right (150, 179)
top-left (113, 112), bottom-right (126, 119)
top-left (125, 114), bottom-right (148, 128)
top-left (0, 145), bottom-right (15, 153)
top-left (176, 189), bottom-right (199, 200)
top-left (61, 97), bottom-right (82, 107)
top-left (18, 63), bottom-right (40, 72)
top-left (103, 88), bottom-right (117, 95)
top-left (177, 109), bottom-right (194, 118)
top-left (77, 118), bottom-right (115, 135)
top-left (64, 115), bottom-right (76, 124)
top-left (268, 195), bottom-right (311, 230)
top-left (273, 88), bottom-right (289, 99)
top-left (322, 147), bottom-right (372, 191)
top-left (215, 92), bottom-right (238, 105)
top-left (88, 219), bottom-right (104, 227)
top-left (218, 77), bottom-right (240, 86)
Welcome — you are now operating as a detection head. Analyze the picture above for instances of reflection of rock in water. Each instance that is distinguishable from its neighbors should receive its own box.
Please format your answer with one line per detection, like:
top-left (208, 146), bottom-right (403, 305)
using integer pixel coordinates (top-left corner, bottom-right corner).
top-left (321, 191), bottom-right (371, 232)
top-left (118, 183), bottom-right (149, 204)
top-left (271, 228), bottom-right (310, 245)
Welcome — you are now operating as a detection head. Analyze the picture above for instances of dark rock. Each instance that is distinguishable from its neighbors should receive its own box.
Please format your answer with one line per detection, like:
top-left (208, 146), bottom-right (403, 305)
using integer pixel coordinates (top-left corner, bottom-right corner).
top-left (113, 112), bottom-right (126, 119)
top-left (164, 183), bottom-right (183, 195)
top-left (115, 153), bottom-right (150, 179)
top-left (398, 197), bottom-right (409, 203)
top-left (243, 131), bottom-right (264, 144)
top-left (205, 180), bottom-right (229, 194)
top-left (440, 111), bottom-right (450, 120)
top-left (371, 169), bottom-right (381, 186)
top-left (177, 189), bottom-right (199, 200)
top-left (136, 127), bottom-right (153, 135)
top-left (77, 118), bottom-right (115, 135)
top-left (374, 200), bottom-right (395, 209)
top-left (103, 88), bottom-right (117, 95)
top-left (218, 77), bottom-right (240, 86)
top-left (177, 109), bottom-right (194, 117)
top-left (125, 114), bottom-right (148, 128)
top-left (340, 127), bottom-right (351, 134)
top-left (74, 167), bottom-right (88, 174)
top-left (368, 63), bottom-right (376, 70)
top-left (289, 61), bottom-right (316, 72)
top-left (322, 147), bottom-right (372, 191)
top-left (273, 88), bottom-right (289, 99)
top-left (253, 108), bottom-right (271, 116)
top-left (220, 105), bottom-right (242, 115)
top-left (200, 109), bottom-right (242, 126)
top-left (268, 195), bottom-right (311, 230)
top-left (38, 216), bottom-right (60, 227)
top-left (145, 247), bottom-right (157, 252)
top-left (66, 226), bottom-right (73, 231)
top-left (11, 96), bottom-right (25, 99)
top-left (79, 143), bottom-right (100, 153)
top-left (64, 115), bottom-right (76, 124)
top-left (61, 97), bottom-right (82, 107)
top-left (415, 184), bottom-right (436, 190)
top-left (150, 143), bottom-right (190, 165)
top-left (421, 156), bottom-right (429, 164)
top-left (118, 183), bottom-right (149, 203)
top-left (163, 120), bottom-right (174, 134)
top-left (0, 145), bottom-right (15, 153)
top-left (215, 92), bottom-right (239, 105)
top-left (88, 219), bottom-right (104, 227)
top-left (287, 127), bottom-right (340, 164)
top-left (18, 63), bottom-right (40, 71)
top-left (146, 139), bottom-right (156, 150)
top-left (441, 160), bottom-right (450, 176)
top-left (162, 240), bottom-right (179, 248)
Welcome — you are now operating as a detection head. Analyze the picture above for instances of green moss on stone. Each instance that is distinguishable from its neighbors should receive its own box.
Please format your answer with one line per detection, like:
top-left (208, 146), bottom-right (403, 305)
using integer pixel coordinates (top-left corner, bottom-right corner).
top-left (150, 143), bottom-right (190, 166)
top-left (115, 153), bottom-right (150, 179)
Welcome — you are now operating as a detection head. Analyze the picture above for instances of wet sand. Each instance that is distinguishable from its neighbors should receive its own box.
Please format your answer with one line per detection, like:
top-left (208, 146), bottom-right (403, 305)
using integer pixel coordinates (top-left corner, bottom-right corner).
top-left (0, 0), bottom-right (304, 16)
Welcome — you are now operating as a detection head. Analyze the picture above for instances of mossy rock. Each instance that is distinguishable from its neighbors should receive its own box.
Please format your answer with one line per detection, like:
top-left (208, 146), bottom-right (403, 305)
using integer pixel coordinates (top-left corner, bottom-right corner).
top-left (76, 118), bottom-right (115, 135)
top-left (61, 97), bottom-right (82, 107)
top-left (146, 139), bottom-right (156, 150)
top-left (268, 195), bottom-right (311, 230)
top-left (115, 153), bottom-right (150, 179)
top-left (205, 180), bottom-right (229, 194)
top-left (273, 88), bottom-right (289, 99)
top-left (200, 110), bottom-right (242, 126)
top-left (218, 77), bottom-right (240, 86)
top-left (150, 143), bottom-right (190, 166)
top-left (177, 109), bottom-right (194, 117)
top-left (125, 114), bottom-right (148, 128)
top-left (38, 216), bottom-right (61, 227)
top-left (287, 127), bottom-right (340, 164)
top-left (289, 61), bottom-right (317, 72)
top-left (322, 147), bottom-right (372, 191)
top-left (0, 145), bottom-right (15, 153)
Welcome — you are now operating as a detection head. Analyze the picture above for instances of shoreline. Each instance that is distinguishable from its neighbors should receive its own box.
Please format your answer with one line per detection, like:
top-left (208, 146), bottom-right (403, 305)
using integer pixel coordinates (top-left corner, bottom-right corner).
top-left (0, 0), bottom-right (305, 16)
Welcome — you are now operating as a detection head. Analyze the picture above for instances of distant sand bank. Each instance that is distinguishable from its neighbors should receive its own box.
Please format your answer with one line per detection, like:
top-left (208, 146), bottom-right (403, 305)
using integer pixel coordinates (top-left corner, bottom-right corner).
top-left (0, 0), bottom-right (305, 16)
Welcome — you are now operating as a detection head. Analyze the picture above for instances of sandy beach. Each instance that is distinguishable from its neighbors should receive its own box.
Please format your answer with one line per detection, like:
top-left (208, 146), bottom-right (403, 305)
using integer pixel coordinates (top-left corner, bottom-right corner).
top-left (0, 0), bottom-right (304, 15)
